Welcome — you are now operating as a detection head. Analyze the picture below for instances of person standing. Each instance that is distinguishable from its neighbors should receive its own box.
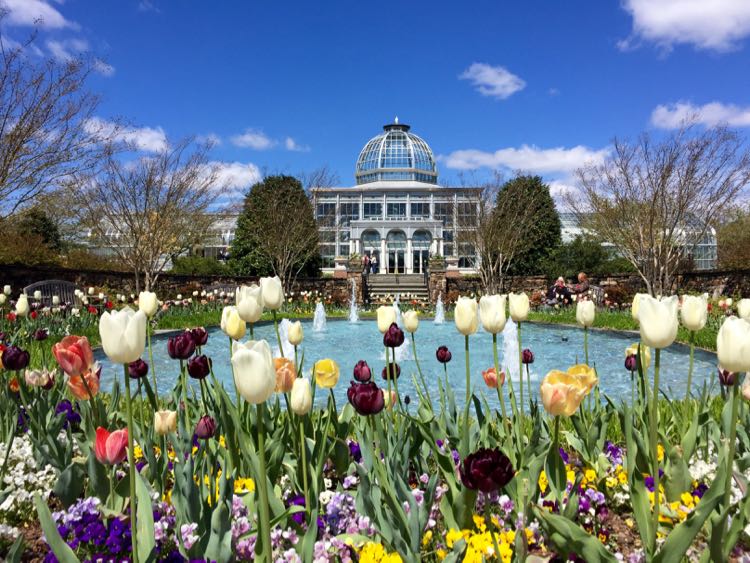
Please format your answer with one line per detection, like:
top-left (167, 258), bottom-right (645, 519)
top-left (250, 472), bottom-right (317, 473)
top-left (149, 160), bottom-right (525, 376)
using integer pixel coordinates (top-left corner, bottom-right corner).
top-left (363, 254), bottom-right (370, 277)
top-left (371, 253), bottom-right (378, 274)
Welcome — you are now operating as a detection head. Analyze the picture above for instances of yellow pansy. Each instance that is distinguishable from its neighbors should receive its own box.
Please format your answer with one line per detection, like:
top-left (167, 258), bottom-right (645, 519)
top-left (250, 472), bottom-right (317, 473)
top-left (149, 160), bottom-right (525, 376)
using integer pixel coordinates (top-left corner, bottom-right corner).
top-left (538, 470), bottom-right (548, 493)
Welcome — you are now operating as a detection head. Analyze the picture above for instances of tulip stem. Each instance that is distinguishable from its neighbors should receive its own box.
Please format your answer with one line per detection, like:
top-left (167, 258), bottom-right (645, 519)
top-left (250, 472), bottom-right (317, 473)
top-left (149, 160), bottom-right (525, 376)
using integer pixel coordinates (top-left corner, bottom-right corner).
top-left (272, 311), bottom-right (284, 358)
top-left (649, 349), bottom-right (661, 555)
top-left (686, 331), bottom-right (695, 402)
top-left (517, 322), bottom-right (524, 422)
top-left (122, 364), bottom-right (139, 563)
top-left (492, 334), bottom-right (509, 434)
top-left (228, 337), bottom-right (241, 416)
top-left (484, 495), bottom-right (502, 562)
top-left (255, 402), bottom-right (272, 561)
top-left (385, 347), bottom-right (393, 424)
top-left (390, 346), bottom-right (404, 415)
top-left (299, 418), bottom-right (310, 520)
top-left (147, 321), bottom-right (157, 398)
top-left (584, 326), bottom-right (589, 366)
top-left (722, 375), bottom-right (741, 540)
top-left (463, 334), bottom-right (471, 456)
top-left (249, 323), bottom-right (254, 340)
top-left (179, 360), bottom-right (190, 424)
top-left (411, 333), bottom-right (432, 409)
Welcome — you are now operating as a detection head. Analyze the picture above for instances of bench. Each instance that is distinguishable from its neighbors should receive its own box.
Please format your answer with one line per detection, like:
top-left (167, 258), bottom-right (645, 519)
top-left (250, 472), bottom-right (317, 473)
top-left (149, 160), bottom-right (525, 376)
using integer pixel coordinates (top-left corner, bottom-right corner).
top-left (23, 279), bottom-right (78, 307)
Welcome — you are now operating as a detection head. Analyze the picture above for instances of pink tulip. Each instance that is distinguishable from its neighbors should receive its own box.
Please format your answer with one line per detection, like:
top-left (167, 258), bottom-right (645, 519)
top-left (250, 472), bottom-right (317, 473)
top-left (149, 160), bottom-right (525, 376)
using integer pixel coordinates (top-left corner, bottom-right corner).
top-left (94, 427), bottom-right (128, 465)
top-left (52, 335), bottom-right (94, 377)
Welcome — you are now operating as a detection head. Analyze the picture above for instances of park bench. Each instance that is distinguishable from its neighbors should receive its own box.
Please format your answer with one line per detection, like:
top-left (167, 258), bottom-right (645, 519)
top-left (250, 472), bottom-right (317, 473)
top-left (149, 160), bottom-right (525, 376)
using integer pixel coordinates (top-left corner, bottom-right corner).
top-left (23, 279), bottom-right (78, 307)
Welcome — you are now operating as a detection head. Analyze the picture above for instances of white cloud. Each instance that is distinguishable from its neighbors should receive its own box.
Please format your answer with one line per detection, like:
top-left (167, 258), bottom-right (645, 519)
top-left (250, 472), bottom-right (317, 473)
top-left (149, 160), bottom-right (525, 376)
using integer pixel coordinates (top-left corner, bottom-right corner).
top-left (85, 117), bottom-right (168, 153)
top-left (197, 133), bottom-right (222, 146)
top-left (459, 63), bottom-right (526, 100)
top-left (230, 128), bottom-right (276, 150)
top-left (0, 0), bottom-right (74, 29)
top-left (619, 0), bottom-right (750, 52)
top-left (651, 101), bottom-right (750, 128)
top-left (210, 161), bottom-right (262, 192)
top-left (443, 144), bottom-right (608, 174)
top-left (284, 137), bottom-right (310, 152)
top-left (93, 59), bottom-right (115, 76)
top-left (138, 0), bottom-right (160, 13)
top-left (46, 38), bottom-right (88, 62)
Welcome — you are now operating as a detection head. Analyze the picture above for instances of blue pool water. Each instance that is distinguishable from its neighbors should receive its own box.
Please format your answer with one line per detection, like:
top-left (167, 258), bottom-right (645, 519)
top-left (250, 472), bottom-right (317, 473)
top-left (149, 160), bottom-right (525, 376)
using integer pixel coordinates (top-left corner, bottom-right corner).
top-left (96, 318), bottom-right (718, 409)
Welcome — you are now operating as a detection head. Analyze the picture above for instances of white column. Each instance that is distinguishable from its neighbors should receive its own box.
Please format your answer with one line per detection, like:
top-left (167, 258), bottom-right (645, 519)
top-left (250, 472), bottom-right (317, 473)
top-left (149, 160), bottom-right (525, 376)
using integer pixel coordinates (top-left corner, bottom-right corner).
top-left (439, 238), bottom-right (444, 256)
top-left (406, 238), bottom-right (413, 274)
top-left (380, 237), bottom-right (387, 274)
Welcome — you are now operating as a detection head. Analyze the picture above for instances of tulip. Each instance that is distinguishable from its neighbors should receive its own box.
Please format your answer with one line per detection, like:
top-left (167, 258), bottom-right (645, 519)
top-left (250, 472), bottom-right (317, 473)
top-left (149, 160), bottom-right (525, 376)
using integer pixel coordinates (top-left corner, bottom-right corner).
top-left (737, 298), bottom-right (750, 321)
top-left (460, 447), bottom-right (514, 492)
top-left (540, 370), bottom-right (587, 417)
top-left (381, 362), bottom-right (401, 380)
top-left (167, 331), bottom-right (196, 360)
top-left (288, 321), bottom-right (304, 346)
top-left (195, 415), bottom-right (217, 439)
top-left (727, 298), bottom-right (734, 307)
top-left (98, 292), bottom-right (105, 301)
top-left (68, 367), bottom-right (101, 400)
top-left (631, 293), bottom-right (648, 321)
top-left (680, 295), bottom-right (708, 332)
top-left (522, 349), bottom-right (534, 364)
top-left (260, 276), bottom-right (284, 310)
top-left (637, 295), bottom-right (679, 349)
top-left (52, 295), bottom-right (60, 306)
top-left (290, 378), bottom-right (312, 415)
top-left (231, 340), bottom-right (276, 403)
top-left (25, 368), bottom-right (54, 388)
top-left (383, 322), bottom-right (405, 348)
top-left (314, 358), bottom-right (340, 389)
top-left (353, 360), bottom-right (372, 382)
top-left (273, 358), bottom-right (296, 393)
top-left (508, 292), bottom-right (529, 322)
top-left (236, 284), bottom-right (264, 323)
top-left (137, 291), bottom-right (158, 317)
top-left (742, 380), bottom-right (750, 402)
top-left (2, 285), bottom-right (10, 296)
top-left (566, 364), bottom-right (598, 394)
top-left (717, 317), bottom-right (750, 374)
top-left (33, 328), bottom-right (48, 341)
top-left (190, 327), bottom-right (208, 346)
top-left (88, 287), bottom-right (95, 296)
top-left (154, 410), bottom-right (177, 435)
top-left (2, 345), bottom-right (30, 371)
top-left (94, 427), bottom-right (128, 465)
top-left (15, 294), bottom-right (29, 317)
top-left (436, 346), bottom-right (452, 363)
top-left (347, 381), bottom-right (385, 415)
top-left (625, 343), bottom-right (651, 370)
top-left (718, 367), bottom-right (737, 387)
top-left (176, 294), bottom-right (182, 301)
top-left (482, 367), bottom-right (505, 389)
top-left (382, 389), bottom-right (397, 410)
top-left (454, 296), bottom-right (478, 336)
top-left (52, 335), bottom-right (95, 376)
top-left (479, 295), bottom-right (507, 334)
top-left (403, 310), bottom-right (419, 333)
top-left (376, 306), bottom-right (397, 333)
top-left (221, 306), bottom-right (246, 340)
top-left (576, 300), bottom-right (595, 328)
top-left (128, 359), bottom-right (149, 379)
top-left (32, 290), bottom-right (41, 300)
top-left (0, 295), bottom-right (5, 305)
top-left (187, 355), bottom-right (211, 379)
top-left (624, 354), bottom-right (637, 372)
top-left (99, 307), bottom-right (147, 364)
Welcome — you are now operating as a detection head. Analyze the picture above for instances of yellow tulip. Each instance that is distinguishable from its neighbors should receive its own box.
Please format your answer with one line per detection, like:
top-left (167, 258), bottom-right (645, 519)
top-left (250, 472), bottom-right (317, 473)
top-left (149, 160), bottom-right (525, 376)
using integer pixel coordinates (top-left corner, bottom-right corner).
top-left (314, 358), bottom-right (340, 388)
top-left (221, 306), bottom-right (246, 340)
top-left (566, 364), bottom-right (598, 394)
top-left (540, 370), bottom-right (587, 417)
top-left (625, 343), bottom-right (651, 370)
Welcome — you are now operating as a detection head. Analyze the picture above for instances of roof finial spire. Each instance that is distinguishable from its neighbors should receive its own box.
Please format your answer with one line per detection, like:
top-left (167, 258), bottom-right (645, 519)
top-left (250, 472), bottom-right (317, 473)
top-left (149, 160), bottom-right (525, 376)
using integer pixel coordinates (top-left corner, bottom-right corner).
top-left (394, 116), bottom-right (399, 124)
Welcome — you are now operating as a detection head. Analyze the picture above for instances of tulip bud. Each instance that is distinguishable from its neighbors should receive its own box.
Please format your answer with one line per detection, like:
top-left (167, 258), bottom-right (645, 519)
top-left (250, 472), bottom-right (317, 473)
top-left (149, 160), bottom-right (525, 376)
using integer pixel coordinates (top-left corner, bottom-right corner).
top-left (381, 362), bottom-right (401, 380)
top-left (33, 328), bottom-right (48, 341)
top-left (139, 291), bottom-right (159, 317)
top-left (2, 345), bottom-right (30, 371)
top-left (231, 340), bottom-right (276, 403)
top-left (236, 284), bottom-right (264, 323)
top-left (625, 343), bottom-right (651, 370)
top-left (576, 300), bottom-right (595, 328)
top-left (717, 317), bottom-right (750, 373)
top-left (260, 276), bottom-right (284, 310)
top-left (154, 410), bottom-right (177, 435)
top-left (479, 295), bottom-right (507, 334)
top-left (187, 355), bottom-right (211, 379)
top-left (288, 321), bottom-right (304, 346)
top-left (2, 285), bottom-right (10, 296)
top-left (15, 294), bottom-right (29, 317)
top-left (33, 290), bottom-right (42, 300)
top-left (195, 415), bottom-right (217, 439)
top-left (482, 367), bottom-right (504, 388)
top-left (353, 360), bottom-right (372, 382)
top-left (637, 295), bottom-right (679, 349)
top-left (383, 323), bottom-right (405, 348)
top-left (680, 294), bottom-right (708, 332)
top-left (738, 298), bottom-right (750, 321)
top-left (624, 354), bottom-right (637, 372)
top-left (718, 366), bottom-right (737, 387)
top-left (509, 293), bottom-right (530, 322)
top-left (455, 296), bottom-right (478, 336)
top-left (347, 381), bottom-right (385, 415)
top-left (376, 306), bottom-right (397, 333)
top-left (403, 310), bottom-right (419, 333)
top-left (522, 349), bottom-right (534, 364)
top-left (128, 359), bottom-right (149, 379)
top-left (436, 345), bottom-right (452, 364)
top-left (290, 378), bottom-right (312, 415)
top-left (190, 327), bottom-right (208, 346)
top-left (99, 307), bottom-right (147, 364)
top-left (221, 306), bottom-right (246, 340)
top-left (273, 357), bottom-right (296, 393)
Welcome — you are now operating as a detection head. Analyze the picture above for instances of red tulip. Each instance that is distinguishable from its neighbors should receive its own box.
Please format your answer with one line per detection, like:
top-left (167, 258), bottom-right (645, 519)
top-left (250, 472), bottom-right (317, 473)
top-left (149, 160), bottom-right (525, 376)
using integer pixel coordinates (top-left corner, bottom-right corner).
top-left (52, 335), bottom-right (95, 377)
top-left (94, 427), bottom-right (128, 465)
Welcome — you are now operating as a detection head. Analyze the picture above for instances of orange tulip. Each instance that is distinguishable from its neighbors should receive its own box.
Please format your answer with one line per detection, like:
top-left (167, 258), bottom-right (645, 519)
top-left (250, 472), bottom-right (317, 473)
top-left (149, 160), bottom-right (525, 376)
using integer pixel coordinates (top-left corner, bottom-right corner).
top-left (52, 335), bottom-right (94, 377)
top-left (68, 366), bottom-right (101, 400)
top-left (8, 376), bottom-right (19, 393)
top-left (482, 367), bottom-right (505, 389)
top-left (274, 358), bottom-right (296, 393)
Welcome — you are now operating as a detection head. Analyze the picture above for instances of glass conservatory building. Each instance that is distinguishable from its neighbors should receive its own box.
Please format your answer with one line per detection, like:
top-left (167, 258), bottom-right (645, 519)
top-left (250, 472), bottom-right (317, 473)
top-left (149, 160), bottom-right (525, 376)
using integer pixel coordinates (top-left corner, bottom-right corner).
top-left (311, 120), bottom-right (481, 274)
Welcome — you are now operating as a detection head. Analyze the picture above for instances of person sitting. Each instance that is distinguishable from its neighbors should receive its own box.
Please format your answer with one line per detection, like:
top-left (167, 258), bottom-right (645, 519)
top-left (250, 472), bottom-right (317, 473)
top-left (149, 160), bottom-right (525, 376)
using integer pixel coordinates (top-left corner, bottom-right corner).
top-left (546, 276), bottom-right (572, 306)
top-left (571, 272), bottom-right (590, 299)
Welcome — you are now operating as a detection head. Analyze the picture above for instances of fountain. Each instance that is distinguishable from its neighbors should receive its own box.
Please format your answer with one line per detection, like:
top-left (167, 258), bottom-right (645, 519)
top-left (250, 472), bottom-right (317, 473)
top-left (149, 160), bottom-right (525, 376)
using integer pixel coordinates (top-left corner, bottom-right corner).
top-left (273, 318), bottom-right (295, 359)
top-left (348, 278), bottom-right (359, 323)
top-left (313, 302), bottom-right (327, 332)
top-left (502, 319), bottom-right (521, 381)
top-left (433, 293), bottom-right (445, 324)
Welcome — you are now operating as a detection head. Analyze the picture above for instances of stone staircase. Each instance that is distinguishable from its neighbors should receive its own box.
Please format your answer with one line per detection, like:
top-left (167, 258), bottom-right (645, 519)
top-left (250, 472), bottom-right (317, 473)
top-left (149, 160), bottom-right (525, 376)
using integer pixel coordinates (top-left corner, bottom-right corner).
top-left (365, 274), bottom-right (430, 304)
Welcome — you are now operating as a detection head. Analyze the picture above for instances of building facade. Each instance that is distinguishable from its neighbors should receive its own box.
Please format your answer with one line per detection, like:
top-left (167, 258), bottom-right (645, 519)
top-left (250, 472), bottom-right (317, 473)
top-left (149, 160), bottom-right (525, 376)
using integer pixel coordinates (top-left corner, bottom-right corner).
top-left (311, 120), bottom-right (480, 274)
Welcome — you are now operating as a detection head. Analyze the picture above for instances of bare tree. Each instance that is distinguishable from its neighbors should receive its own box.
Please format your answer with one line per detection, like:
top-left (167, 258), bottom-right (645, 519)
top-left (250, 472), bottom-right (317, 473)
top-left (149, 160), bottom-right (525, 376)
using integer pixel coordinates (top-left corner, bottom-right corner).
top-left (73, 139), bottom-right (228, 291)
top-left (298, 165), bottom-right (340, 191)
top-left (568, 124), bottom-right (750, 296)
top-left (0, 17), bottom-right (109, 218)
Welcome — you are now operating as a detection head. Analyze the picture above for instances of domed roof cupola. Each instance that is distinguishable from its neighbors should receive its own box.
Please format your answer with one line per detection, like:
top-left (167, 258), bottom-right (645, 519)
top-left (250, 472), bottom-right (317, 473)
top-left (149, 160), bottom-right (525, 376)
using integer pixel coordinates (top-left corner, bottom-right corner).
top-left (355, 118), bottom-right (438, 185)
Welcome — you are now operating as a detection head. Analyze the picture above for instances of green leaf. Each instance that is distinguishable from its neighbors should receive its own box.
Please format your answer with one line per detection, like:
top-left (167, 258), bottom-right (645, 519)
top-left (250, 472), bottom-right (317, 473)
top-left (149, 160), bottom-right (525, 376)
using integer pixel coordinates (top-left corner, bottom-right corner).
top-left (34, 493), bottom-right (80, 563)
top-left (533, 507), bottom-right (617, 562)
top-left (54, 462), bottom-right (85, 508)
top-left (6, 534), bottom-right (24, 563)
top-left (135, 470), bottom-right (157, 562)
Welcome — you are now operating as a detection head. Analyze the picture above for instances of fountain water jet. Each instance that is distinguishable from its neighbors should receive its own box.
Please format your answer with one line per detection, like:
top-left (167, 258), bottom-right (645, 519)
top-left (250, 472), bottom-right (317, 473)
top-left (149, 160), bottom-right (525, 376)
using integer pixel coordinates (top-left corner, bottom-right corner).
top-left (433, 293), bottom-right (445, 324)
top-left (348, 278), bottom-right (359, 323)
top-left (313, 302), bottom-right (327, 332)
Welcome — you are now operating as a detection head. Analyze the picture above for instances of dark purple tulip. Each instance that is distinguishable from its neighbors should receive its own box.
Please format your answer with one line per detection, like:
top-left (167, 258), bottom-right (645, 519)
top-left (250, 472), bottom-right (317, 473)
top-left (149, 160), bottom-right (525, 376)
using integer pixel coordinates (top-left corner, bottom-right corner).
top-left (190, 327), bottom-right (208, 346)
top-left (33, 328), bottom-right (48, 341)
top-left (0, 332), bottom-right (7, 343)
top-left (188, 355), bottom-right (211, 380)
top-left (460, 447), bottom-right (515, 492)
top-left (195, 415), bottom-right (216, 439)
top-left (436, 345), bottom-right (452, 364)
top-left (718, 367), bottom-right (737, 387)
top-left (167, 331), bottom-right (195, 360)
top-left (624, 354), bottom-right (637, 372)
top-left (381, 362), bottom-right (401, 380)
top-left (522, 349), bottom-right (534, 364)
top-left (347, 381), bottom-right (385, 415)
top-left (2, 346), bottom-right (30, 371)
top-left (383, 322), bottom-right (405, 348)
top-left (353, 360), bottom-right (372, 382)
top-left (128, 359), bottom-right (149, 379)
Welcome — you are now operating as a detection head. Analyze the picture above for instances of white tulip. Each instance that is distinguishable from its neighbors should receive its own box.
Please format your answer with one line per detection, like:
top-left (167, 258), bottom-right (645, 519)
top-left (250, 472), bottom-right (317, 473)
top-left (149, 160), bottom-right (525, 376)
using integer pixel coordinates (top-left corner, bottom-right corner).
top-left (290, 377), bottom-right (312, 415)
top-left (0, 294), bottom-right (5, 305)
top-left (738, 299), bottom-right (750, 321)
top-left (88, 287), bottom-right (95, 295)
top-left (576, 300), bottom-right (595, 328)
top-left (99, 307), bottom-right (147, 364)
top-left (176, 294), bottom-right (182, 301)
top-left (376, 306), bottom-right (397, 333)
top-left (403, 310), bottom-right (419, 333)
top-left (2, 285), bottom-right (10, 296)
top-left (637, 295), bottom-right (679, 349)
top-left (192, 291), bottom-right (198, 297)
top-left (52, 295), bottom-right (60, 306)
top-left (221, 306), bottom-right (246, 340)
top-left (717, 317), bottom-right (750, 373)
top-left (631, 293), bottom-right (647, 321)
top-left (154, 410), bottom-right (177, 435)
top-left (479, 295), bottom-right (507, 334)
top-left (98, 292), bottom-right (105, 301)
top-left (138, 291), bottom-right (159, 317)
top-left (508, 293), bottom-right (529, 322)
top-left (455, 296), bottom-right (478, 336)
top-left (231, 340), bottom-right (276, 404)
top-left (236, 284), bottom-right (264, 323)
top-left (33, 290), bottom-right (42, 300)
top-left (15, 294), bottom-right (29, 316)
top-left (727, 298), bottom-right (734, 307)
top-left (260, 276), bottom-right (284, 310)
top-left (680, 294), bottom-right (708, 332)
top-left (288, 320), bottom-right (304, 346)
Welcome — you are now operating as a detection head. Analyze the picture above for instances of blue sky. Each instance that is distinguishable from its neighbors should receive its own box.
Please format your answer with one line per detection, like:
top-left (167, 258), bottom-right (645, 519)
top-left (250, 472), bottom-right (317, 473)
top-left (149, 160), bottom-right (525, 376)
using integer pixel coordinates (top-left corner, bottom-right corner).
top-left (3, 0), bottom-right (750, 199)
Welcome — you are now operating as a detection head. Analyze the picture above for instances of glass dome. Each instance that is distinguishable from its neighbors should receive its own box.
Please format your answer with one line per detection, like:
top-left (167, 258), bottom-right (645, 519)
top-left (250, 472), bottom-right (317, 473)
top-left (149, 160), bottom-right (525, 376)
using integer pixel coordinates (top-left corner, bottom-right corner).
top-left (355, 120), bottom-right (438, 185)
